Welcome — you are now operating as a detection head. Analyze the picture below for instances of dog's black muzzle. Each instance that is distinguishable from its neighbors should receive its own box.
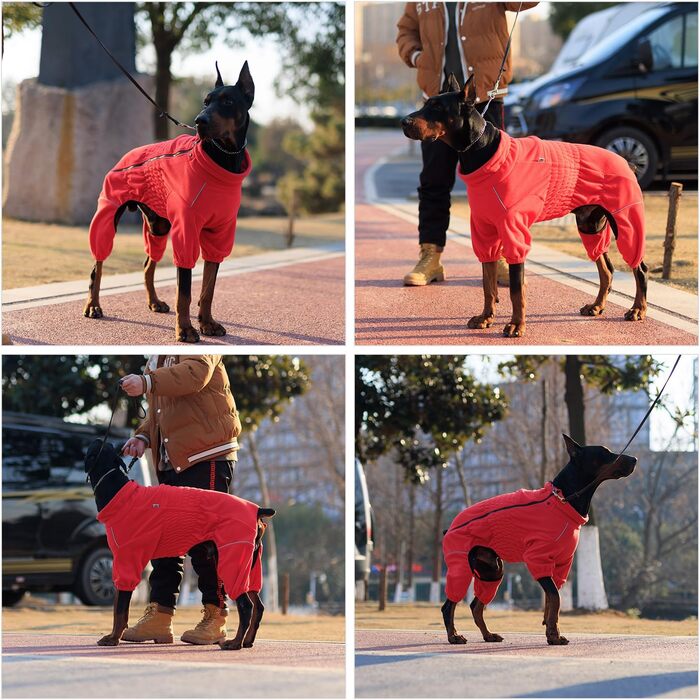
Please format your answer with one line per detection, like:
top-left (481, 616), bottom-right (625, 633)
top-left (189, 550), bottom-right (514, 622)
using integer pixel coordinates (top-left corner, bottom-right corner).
top-left (401, 115), bottom-right (421, 140)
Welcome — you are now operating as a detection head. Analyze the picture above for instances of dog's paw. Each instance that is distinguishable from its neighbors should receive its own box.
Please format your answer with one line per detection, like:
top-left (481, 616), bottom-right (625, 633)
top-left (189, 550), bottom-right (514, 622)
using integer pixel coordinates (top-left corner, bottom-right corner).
top-left (580, 303), bottom-right (605, 316)
top-left (448, 633), bottom-right (467, 645)
top-left (547, 635), bottom-right (569, 646)
top-left (97, 634), bottom-right (120, 646)
top-left (177, 326), bottom-right (200, 343)
top-left (84, 304), bottom-right (103, 319)
top-left (624, 307), bottom-right (646, 321)
top-left (503, 322), bottom-right (525, 338)
top-left (467, 314), bottom-right (494, 329)
top-left (149, 300), bottom-right (170, 313)
top-left (242, 640), bottom-right (254, 648)
top-left (199, 320), bottom-right (227, 337)
top-left (219, 638), bottom-right (243, 650)
top-left (483, 633), bottom-right (504, 643)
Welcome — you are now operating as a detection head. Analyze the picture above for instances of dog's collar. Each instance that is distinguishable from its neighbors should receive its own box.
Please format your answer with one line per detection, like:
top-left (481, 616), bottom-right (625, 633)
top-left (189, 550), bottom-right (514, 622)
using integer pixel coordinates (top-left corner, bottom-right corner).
top-left (456, 119), bottom-right (488, 153)
top-left (210, 138), bottom-right (247, 156)
top-left (551, 484), bottom-right (566, 502)
top-left (92, 467), bottom-right (121, 494)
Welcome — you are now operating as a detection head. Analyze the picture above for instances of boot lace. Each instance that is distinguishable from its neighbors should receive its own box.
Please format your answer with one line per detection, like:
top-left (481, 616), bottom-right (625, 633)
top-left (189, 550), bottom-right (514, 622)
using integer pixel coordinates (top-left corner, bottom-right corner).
top-left (134, 602), bottom-right (159, 624)
top-left (413, 246), bottom-right (439, 274)
top-left (195, 607), bottom-right (217, 629)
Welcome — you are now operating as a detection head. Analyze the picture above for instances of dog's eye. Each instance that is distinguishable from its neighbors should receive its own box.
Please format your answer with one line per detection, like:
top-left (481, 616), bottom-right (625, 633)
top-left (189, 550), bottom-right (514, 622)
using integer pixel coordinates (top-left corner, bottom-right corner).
top-left (222, 98), bottom-right (233, 106)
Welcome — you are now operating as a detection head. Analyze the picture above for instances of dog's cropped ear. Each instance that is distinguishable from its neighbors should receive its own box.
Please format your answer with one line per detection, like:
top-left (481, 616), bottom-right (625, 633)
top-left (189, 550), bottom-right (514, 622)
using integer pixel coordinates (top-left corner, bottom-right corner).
top-left (460, 72), bottom-right (476, 103)
top-left (236, 60), bottom-right (255, 108)
top-left (258, 507), bottom-right (276, 519)
top-left (215, 61), bottom-right (224, 88)
top-left (562, 433), bottom-right (583, 459)
top-left (446, 72), bottom-right (461, 93)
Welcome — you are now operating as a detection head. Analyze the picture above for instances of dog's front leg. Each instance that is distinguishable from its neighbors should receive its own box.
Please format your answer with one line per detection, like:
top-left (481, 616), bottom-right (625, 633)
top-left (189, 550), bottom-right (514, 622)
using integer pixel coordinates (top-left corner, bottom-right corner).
top-left (581, 253), bottom-right (613, 316)
top-left (624, 260), bottom-right (648, 321)
top-left (97, 589), bottom-right (132, 646)
top-left (83, 261), bottom-right (104, 319)
top-left (242, 591), bottom-right (264, 648)
top-left (176, 267), bottom-right (200, 343)
top-left (220, 593), bottom-right (253, 650)
top-left (538, 577), bottom-right (568, 645)
top-left (144, 256), bottom-right (170, 313)
top-left (467, 261), bottom-right (499, 329)
top-left (470, 598), bottom-right (503, 642)
top-left (503, 262), bottom-right (526, 337)
top-left (198, 261), bottom-right (226, 336)
top-left (441, 598), bottom-right (467, 644)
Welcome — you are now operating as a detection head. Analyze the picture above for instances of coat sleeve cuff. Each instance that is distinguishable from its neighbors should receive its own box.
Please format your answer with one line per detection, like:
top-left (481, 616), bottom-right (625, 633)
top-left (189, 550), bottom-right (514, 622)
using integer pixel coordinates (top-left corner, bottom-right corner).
top-left (144, 375), bottom-right (152, 394)
top-left (134, 434), bottom-right (150, 446)
top-left (411, 50), bottom-right (421, 67)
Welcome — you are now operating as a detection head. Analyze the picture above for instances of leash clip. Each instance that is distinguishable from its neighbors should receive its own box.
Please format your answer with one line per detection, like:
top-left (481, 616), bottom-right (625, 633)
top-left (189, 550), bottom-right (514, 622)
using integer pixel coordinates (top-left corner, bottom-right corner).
top-left (551, 485), bottom-right (566, 502)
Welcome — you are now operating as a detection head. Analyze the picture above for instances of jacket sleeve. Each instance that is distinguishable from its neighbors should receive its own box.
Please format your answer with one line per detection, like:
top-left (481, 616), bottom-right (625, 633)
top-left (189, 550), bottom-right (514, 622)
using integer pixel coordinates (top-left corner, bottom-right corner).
top-left (503, 2), bottom-right (539, 11)
top-left (148, 355), bottom-right (222, 397)
top-left (553, 553), bottom-right (574, 589)
top-left (396, 3), bottom-right (422, 67)
top-left (134, 411), bottom-right (152, 445)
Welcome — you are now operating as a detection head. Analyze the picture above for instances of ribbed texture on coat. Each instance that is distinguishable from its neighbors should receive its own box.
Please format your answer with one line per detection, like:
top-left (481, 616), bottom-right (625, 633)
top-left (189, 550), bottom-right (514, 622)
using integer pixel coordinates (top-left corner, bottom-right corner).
top-left (97, 481), bottom-right (260, 600)
top-left (458, 130), bottom-right (645, 268)
top-left (443, 483), bottom-right (588, 604)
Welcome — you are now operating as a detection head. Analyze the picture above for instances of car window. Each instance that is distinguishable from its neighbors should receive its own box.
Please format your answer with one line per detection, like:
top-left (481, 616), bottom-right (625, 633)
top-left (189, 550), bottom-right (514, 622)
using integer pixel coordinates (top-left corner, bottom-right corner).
top-left (3, 427), bottom-right (90, 488)
top-left (684, 13), bottom-right (698, 68)
top-left (646, 15), bottom-right (684, 70)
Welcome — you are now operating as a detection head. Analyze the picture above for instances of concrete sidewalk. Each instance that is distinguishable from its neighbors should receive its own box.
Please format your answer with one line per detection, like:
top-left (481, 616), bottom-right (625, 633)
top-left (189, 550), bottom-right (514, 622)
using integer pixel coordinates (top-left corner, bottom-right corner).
top-left (355, 130), bottom-right (697, 345)
top-left (2, 244), bottom-right (344, 345)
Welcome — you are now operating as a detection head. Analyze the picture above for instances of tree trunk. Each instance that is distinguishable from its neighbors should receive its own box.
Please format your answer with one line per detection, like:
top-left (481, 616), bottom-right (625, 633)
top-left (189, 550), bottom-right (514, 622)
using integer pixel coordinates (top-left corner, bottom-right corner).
top-left (563, 356), bottom-right (586, 445)
top-left (407, 482), bottom-right (415, 595)
top-left (430, 467), bottom-right (443, 603)
top-left (540, 378), bottom-right (548, 484)
top-left (246, 431), bottom-right (279, 612)
top-left (154, 44), bottom-right (173, 140)
top-left (453, 450), bottom-right (470, 506)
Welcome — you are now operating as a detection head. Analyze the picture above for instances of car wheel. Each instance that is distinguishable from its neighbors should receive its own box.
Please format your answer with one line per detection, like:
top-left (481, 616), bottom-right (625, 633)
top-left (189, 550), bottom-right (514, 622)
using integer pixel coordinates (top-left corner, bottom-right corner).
top-left (75, 546), bottom-right (114, 606)
top-left (2, 589), bottom-right (26, 607)
top-left (596, 126), bottom-right (658, 190)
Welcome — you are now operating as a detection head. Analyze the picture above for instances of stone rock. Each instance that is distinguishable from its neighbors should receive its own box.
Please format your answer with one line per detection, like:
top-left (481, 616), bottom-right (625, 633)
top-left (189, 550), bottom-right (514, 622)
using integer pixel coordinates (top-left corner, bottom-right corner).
top-left (3, 76), bottom-right (157, 225)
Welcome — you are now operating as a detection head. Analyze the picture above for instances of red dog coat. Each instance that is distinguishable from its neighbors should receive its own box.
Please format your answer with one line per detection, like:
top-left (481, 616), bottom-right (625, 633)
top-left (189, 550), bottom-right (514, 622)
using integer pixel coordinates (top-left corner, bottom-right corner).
top-left (97, 481), bottom-right (263, 598)
top-left (458, 130), bottom-right (645, 268)
top-left (89, 135), bottom-right (251, 269)
top-left (443, 483), bottom-right (587, 604)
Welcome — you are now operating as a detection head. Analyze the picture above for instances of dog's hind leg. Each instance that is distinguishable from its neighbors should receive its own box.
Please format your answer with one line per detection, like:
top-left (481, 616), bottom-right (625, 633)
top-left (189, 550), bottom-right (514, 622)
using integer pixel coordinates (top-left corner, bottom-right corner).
top-left (470, 598), bottom-right (503, 642)
top-left (176, 267), bottom-right (200, 343)
top-left (220, 593), bottom-right (253, 650)
top-left (538, 576), bottom-right (568, 645)
top-left (580, 253), bottom-right (614, 316)
top-left (98, 589), bottom-right (133, 646)
top-left (143, 256), bottom-right (170, 313)
top-left (467, 261), bottom-right (499, 329)
top-left (198, 261), bottom-right (226, 336)
top-left (625, 260), bottom-right (648, 321)
top-left (441, 599), bottom-right (467, 644)
top-left (503, 262), bottom-right (526, 338)
top-left (242, 591), bottom-right (264, 647)
top-left (84, 261), bottom-right (104, 318)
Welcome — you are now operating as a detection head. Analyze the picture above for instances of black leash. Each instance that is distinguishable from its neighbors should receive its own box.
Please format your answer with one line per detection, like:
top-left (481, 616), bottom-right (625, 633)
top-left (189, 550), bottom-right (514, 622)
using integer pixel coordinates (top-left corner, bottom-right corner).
top-left (34, 2), bottom-right (195, 131)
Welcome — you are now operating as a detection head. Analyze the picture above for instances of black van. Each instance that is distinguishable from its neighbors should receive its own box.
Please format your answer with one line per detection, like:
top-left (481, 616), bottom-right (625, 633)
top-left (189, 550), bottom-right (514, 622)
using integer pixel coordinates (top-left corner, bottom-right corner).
top-left (508, 2), bottom-right (697, 188)
top-left (2, 412), bottom-right (151, 606)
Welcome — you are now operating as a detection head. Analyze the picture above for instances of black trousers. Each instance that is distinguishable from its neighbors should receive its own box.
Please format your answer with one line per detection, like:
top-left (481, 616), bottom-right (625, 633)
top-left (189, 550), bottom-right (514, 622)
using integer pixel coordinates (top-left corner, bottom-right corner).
top-left (149, 459), bottom-right (235, 610)
top-left (418, 100), bottom-right (506, 247)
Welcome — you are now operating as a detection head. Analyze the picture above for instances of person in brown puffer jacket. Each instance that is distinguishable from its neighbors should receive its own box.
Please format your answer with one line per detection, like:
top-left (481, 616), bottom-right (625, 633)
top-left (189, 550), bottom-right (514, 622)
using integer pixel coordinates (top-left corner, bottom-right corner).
top-left (396, 2), bottom-right (538, 287)
top-left (118, 354), bottom-right (242, 646)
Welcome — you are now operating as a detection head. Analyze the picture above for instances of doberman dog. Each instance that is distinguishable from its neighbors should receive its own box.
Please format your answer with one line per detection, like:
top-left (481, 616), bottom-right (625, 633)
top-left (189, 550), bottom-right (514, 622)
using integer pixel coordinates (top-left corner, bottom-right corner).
top-left (84, 62), bottom-right (254, 343)
top-left (85, 439), bottom-right (274, 650)
top-left (401, 74), bottom-right (648, 338)
top-left (441, 434), bottom-right (637, 645)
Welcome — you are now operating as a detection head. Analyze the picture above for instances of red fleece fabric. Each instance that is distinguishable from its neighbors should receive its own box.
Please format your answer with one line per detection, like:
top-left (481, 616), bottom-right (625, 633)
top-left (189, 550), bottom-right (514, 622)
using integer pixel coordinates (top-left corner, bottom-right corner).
top-left (97, 481), bottom-right (262, 598)
top-left (89, 135), bottom-right (251, 269)
top-left (458, 130), bottom-right (645, 268)
top-left (443, 483), bottom-right (588, 604)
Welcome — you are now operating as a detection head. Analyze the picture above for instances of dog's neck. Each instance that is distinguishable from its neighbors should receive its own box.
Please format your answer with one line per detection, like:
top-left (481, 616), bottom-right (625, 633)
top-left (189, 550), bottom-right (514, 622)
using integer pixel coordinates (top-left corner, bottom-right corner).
top-left (452, 118), bottom-right (502, 175)
top-left (89, 465), bottom-right (130, 512)
top-left (202, 118), bottom-right (249, 174)
top-left (551, 460), bottom-right (600, 517)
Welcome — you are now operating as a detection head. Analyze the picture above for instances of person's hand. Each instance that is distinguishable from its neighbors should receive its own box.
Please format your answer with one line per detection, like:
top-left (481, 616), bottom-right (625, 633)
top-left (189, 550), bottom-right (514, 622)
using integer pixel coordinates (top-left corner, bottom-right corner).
top-left (120, 374), bottom-right (145, 396)
top-left (122, 437), bottom-right (146, 458)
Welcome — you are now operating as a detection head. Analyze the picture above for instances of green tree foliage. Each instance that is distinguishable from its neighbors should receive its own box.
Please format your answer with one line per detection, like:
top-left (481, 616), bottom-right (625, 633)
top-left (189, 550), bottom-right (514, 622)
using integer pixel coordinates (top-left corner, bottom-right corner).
top-left (2, 3), bottom-right (42, 45)
top-left (548, 3), bottom-right (618, 40)
top-left (356, 355), bottom-right (508, 482)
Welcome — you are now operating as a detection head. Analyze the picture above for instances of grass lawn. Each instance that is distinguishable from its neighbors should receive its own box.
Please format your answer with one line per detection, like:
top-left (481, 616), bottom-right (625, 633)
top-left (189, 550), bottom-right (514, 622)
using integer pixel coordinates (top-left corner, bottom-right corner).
top-left (2, 213), bottom-right (344, 289)
top-left (3, 601), bottom-right (344, 642)
top-left (356, 602), bottom-right (698, 637)
top-left (452, 191), bottom-right (698, 293)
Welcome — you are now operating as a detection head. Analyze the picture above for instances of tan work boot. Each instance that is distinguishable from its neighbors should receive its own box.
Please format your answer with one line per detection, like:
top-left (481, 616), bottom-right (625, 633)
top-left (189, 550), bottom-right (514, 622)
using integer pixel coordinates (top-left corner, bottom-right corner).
top-left (121, 603), bottom-right (174, 643)
top-left (497, 257), bottom-right (510, 286)
top-left (180, 604), bottom-right (227, 645)
top-left (403, 243), bottom-right (446, 286)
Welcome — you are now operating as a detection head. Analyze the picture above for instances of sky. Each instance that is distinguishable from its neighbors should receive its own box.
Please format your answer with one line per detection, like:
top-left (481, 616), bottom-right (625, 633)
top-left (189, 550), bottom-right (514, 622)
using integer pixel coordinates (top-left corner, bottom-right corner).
top-left (1, 21), bottom-right (310, 128)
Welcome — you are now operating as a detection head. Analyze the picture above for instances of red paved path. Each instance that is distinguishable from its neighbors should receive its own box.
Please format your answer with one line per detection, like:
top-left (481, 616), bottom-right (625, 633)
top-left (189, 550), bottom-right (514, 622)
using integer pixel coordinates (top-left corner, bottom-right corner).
top-left (3, 257), bottom-right (344, 345)
top-left (355, 129), bottom-right (696, 345)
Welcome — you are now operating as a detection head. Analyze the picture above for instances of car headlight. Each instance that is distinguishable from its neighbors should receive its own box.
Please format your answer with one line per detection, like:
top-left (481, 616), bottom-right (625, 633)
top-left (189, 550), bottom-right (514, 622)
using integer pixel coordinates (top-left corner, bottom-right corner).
top-left (533, 80), bottom-right (582, 110)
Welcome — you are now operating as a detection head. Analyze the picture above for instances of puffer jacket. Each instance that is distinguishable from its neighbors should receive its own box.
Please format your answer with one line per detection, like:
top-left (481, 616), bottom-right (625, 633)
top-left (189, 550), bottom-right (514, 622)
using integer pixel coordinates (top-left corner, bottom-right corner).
top-left (397, 2), bottom-right (538, 100)
top-left (134, 355), bottom-right (242, 472)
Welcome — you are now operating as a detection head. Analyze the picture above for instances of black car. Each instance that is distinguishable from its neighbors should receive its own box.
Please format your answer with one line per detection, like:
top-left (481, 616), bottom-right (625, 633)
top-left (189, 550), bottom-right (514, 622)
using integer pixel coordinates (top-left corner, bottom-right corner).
top-left (508, 2), bottom-right (697, 189)
top-left (2, 412), bottom-right (151, 606)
